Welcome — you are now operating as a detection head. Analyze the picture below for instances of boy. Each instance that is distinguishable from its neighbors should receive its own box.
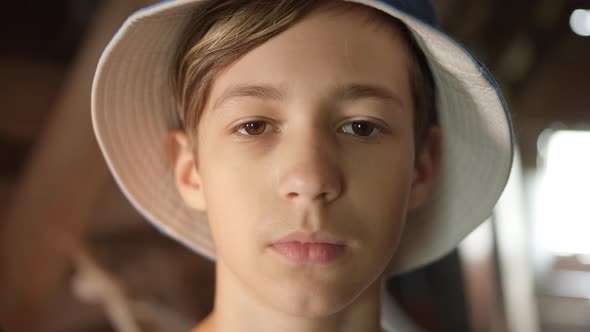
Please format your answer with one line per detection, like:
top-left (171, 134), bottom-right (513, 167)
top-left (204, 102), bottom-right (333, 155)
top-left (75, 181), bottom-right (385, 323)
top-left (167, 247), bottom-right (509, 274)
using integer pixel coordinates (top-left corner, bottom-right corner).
top-left (91, 0), bottom-right (513, 331)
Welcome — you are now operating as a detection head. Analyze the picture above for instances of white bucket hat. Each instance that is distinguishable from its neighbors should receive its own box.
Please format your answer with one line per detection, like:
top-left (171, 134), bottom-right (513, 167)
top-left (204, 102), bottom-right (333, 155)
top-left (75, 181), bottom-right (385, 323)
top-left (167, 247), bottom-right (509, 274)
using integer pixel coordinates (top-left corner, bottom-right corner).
top-left (91, 0), bottom-right (514, 275)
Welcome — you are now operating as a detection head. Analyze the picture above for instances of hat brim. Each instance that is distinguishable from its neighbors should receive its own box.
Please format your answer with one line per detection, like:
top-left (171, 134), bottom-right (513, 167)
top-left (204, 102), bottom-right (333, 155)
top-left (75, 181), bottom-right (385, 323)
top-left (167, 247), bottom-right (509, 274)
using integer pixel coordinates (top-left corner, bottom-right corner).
top-left (91, 0), bottom-right (513, 275)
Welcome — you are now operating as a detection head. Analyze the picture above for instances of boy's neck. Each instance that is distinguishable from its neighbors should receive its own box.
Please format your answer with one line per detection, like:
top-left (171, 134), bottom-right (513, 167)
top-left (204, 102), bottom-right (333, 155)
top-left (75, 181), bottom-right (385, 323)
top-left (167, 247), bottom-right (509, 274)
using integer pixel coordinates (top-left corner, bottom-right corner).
top-left (193, 258), bottom-right (386, 332)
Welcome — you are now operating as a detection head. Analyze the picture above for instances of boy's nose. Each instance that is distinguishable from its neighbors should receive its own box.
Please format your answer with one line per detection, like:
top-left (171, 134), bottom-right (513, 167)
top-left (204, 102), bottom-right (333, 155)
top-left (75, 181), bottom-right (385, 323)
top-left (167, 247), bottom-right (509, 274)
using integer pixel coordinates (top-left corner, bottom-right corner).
top-left (276, 133), bottom-right (343, 207)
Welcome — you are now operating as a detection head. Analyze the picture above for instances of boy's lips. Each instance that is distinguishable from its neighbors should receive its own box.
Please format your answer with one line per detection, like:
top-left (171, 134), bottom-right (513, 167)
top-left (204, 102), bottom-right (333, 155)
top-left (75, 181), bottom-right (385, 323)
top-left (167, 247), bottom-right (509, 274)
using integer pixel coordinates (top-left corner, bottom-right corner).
top-left (269, 231), bottom-right (347, 263)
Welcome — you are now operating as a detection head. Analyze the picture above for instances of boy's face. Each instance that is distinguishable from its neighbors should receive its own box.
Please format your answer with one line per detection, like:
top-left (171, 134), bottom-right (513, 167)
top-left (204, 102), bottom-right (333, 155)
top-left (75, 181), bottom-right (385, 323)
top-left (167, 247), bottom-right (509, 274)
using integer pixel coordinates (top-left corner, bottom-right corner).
top-left (173, 6), bottom-right (436, 317)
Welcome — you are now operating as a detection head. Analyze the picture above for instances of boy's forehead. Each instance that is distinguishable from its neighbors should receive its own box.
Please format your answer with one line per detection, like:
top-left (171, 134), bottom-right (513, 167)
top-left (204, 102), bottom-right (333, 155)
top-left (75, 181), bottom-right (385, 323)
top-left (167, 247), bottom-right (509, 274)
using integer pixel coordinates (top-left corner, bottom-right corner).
top-left (204, 7), bottom-right (412, 110)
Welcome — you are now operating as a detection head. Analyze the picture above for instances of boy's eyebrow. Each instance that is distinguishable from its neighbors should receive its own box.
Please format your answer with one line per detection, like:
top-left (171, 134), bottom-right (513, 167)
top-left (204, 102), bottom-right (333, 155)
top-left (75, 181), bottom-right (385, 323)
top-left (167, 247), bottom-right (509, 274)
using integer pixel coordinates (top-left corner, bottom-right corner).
top-left (335, 83), bottom-right (403, 107)
top-left (213, 84), bottom-right (284, 110)
top-left (212, 82), bottom-right (403, 111)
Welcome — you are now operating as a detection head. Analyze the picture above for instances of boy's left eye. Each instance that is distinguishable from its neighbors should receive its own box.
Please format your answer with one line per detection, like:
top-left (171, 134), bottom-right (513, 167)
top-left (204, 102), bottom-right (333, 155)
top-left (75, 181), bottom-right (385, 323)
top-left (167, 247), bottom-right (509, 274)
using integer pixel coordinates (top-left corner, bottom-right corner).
top-left (340, 121), bottom-right (383, 137)
top-left (236, 121), bottom-right (269, 136)
top-left (232, 119), bottom-right (385, 139)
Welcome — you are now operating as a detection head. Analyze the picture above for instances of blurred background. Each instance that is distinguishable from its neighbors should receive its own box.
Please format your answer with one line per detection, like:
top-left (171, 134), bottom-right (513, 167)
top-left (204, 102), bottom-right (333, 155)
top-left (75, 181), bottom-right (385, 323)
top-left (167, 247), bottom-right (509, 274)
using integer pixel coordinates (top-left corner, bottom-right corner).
top-left (1, 0), bottom-right (589, 331)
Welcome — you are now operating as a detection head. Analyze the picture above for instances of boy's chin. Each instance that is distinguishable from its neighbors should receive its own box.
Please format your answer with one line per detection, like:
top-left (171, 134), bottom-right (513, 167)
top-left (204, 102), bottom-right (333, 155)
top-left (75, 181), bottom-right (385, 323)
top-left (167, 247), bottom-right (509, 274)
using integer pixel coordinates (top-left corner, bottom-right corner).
top-left (257, 274), bottom-right (372, 318)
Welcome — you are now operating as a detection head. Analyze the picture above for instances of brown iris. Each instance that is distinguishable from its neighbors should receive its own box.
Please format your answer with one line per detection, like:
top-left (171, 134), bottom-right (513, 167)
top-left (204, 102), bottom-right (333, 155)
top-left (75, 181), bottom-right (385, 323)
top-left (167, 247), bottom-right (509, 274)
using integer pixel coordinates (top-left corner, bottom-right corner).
top-left (243, 121), bottom-right (266, 135)
top-left (351, 121), bottom-right (374, 136)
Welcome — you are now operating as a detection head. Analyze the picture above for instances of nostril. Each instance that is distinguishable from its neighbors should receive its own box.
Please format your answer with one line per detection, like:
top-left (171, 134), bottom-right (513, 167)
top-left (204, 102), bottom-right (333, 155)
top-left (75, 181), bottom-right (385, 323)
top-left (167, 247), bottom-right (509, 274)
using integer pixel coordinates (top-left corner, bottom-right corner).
top-left (286, 191), bottom-right (330, 202)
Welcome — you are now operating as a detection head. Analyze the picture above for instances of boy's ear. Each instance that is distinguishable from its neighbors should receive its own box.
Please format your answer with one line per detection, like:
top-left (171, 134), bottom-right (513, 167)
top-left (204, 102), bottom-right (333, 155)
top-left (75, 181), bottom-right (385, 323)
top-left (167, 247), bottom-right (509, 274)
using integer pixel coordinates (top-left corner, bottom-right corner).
top-left (408, 126), bottom-right (442, 210)
top-left (168, 130), bottom-right (207, 212)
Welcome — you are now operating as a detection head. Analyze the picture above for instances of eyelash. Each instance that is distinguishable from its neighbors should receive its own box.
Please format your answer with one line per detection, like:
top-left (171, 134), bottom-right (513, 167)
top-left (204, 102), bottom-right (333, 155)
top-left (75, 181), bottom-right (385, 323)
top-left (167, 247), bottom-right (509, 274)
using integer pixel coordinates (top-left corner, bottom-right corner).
top-left (231, 119), bottom-right (386, 140)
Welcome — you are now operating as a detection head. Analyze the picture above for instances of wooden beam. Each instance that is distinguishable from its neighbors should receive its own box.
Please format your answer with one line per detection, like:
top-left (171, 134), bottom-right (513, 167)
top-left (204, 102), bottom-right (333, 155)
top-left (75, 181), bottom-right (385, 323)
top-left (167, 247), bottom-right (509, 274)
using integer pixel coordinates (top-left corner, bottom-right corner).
top-left (0, 1), bottom-right (147, 331)
top-left (0, 59), bottom-right (63, 140)
top-left (494, 150), bottom-right (540, 332)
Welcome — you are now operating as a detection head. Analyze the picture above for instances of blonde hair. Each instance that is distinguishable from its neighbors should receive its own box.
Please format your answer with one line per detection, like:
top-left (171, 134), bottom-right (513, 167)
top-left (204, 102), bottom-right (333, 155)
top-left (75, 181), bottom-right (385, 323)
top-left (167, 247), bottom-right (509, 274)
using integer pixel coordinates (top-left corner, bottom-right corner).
top-left (172, 0), bottom-right (436, 153)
